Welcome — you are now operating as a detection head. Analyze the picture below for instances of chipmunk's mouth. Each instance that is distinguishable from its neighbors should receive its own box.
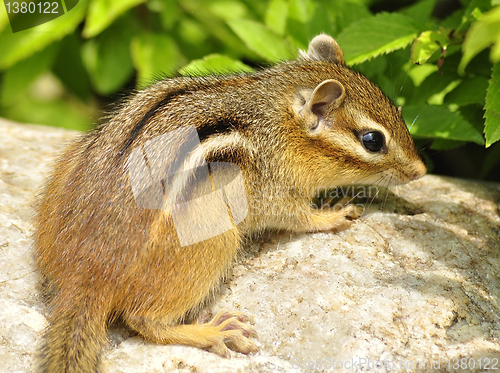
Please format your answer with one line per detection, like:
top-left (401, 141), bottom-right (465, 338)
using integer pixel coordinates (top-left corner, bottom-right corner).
top-left (381, 163), bottom-right (427, 186)
top-left (361, 162), bottom-right (427, 187)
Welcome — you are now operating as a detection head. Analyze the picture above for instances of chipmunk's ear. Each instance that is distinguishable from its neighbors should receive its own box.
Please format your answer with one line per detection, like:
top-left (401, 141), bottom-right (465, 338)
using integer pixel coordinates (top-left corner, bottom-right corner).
top-left (299, 34), bottom-right (344, 64)
top-left (299, 79), bottom-right (346, 132)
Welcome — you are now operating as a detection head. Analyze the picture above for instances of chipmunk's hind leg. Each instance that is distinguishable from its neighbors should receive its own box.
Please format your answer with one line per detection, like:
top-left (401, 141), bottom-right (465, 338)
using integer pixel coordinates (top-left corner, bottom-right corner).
top-left (124, 310), bottom-right (257, 357)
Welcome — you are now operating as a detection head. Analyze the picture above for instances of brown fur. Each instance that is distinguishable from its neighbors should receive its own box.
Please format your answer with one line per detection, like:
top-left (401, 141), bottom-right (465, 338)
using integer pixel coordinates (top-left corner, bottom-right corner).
top-left (34, 35), bottom-right (426, 372)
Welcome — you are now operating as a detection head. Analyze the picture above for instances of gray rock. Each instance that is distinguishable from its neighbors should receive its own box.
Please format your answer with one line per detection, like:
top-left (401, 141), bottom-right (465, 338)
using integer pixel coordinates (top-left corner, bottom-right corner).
top-left (0, 117), bottom-right (499, 372)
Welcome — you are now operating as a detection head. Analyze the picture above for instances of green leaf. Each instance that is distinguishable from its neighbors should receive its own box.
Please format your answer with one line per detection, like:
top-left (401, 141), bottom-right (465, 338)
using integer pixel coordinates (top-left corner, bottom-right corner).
top-left (178, 18), bottom-right (207, 45)
top-left (0, 43), bottom-right (58, 105)
top-left (227, 19), bottom-right (293, 62)
top-left (81, 17), bottom-right (135, 94)
top-left (0, 0), bottom-right (10, 33)
top-left (1, 94), bottom-right (92, 131)
top-left (459, 104), bottom-right (487, 135)
top-left (179, 54), bottom-right (254, 76)
top-left (400, 0), bottom-right (436, 26)
top-left (154, 0), bottom-right (180, 30)
top-left (83, 0), bottom-right (146, 38)
top-left (403, 105), bottom-right (485, 145)
top-left (410, 71), bottom-right (458, 105)
top-left (265, 0), bottom-right (288, 36)
top-left (459, 5), bottom-right (500, 74)
top-left (240, 0), bottom-right (267, 16)
top-left (208, 0), bottom-right (249, 21)
top-left (485, 63), bottom-right (500, 147)
top-left (287, 0), bottom-right (316, 24)
top-left (336, 12), bottom-right (423, 65)
top-left (0, 0), bottom-right (87, 69)
top-left (181, 0), bottom-right (257, 59)
top-left (332, 0), bottom-right (371, 31)
top-left (286, 0), bottom-right (332, 47)
top-left (441, 8), bottom-right (464, 29)
top-left (463, 0), bottom-right (492, 23)
top-left (411, 31), bottom-right (449, 65)
top-left (356, 55), bottom-right (388, 78)
top-left (443, 77), bottom-right (489, 106)
top-left (408, 63), bottom-right (437, 87)
top-left (131, 33), bottom-right (182, 88)
top-left (430, 139), bottom-right (466, 150)
top-left (52, 33), bottom-right (92, 101)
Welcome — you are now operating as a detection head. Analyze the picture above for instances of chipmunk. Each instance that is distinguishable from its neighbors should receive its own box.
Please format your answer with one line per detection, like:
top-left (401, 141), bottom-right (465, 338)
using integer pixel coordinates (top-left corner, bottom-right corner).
top-left (34, 34), bottom-right (426, 372)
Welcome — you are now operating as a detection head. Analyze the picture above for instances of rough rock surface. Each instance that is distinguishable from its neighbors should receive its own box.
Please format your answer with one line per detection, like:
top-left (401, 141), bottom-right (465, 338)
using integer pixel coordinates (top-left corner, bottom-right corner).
top-left (0, 117), bottom-right (499, 372)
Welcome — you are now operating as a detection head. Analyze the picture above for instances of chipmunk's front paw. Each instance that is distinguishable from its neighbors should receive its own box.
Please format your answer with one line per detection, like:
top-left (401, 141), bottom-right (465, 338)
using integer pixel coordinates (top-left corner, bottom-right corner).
top-left (340, 200), bottom-right (364, 220)
top-left (205, 310), bottom-right (258, 357)
top-left (331, 204), bottom-right (363, 231)
top-left (308, 198), bottom-right (364, 232)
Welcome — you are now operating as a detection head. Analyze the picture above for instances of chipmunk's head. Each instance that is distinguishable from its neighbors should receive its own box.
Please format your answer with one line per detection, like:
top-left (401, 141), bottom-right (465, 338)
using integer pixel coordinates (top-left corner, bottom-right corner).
top-left (295, 34), bottom-right (426, 187)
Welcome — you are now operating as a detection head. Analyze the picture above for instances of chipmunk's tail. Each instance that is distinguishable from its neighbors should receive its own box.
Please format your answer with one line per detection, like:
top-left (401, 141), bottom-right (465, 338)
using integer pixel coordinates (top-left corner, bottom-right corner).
top-left (39, 297), bottom-right (109, 373)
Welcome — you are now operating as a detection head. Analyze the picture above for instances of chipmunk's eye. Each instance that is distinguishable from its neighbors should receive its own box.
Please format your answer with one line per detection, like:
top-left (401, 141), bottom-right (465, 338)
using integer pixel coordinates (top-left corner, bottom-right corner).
top-left (361, 131), bottom-right (385, 152)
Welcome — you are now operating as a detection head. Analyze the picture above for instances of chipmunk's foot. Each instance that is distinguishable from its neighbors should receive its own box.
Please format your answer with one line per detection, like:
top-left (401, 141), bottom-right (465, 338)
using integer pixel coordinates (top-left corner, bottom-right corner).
top-left (307, 197), bottom-right (364, 232)
top-left (204, 309), bottom-right (258, 357)
top-left (125, 309), bottom-right (257, 358)
top-left (336, 197), bottom-right (364, 219)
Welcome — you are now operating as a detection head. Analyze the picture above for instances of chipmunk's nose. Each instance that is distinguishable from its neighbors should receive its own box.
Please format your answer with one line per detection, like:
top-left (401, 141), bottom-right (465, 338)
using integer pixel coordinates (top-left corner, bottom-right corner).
top-left (408, 160), bottom-right (427, 181)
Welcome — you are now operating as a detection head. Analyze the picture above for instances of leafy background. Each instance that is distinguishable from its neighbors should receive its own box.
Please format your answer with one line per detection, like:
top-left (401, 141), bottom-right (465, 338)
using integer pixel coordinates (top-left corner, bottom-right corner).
top-left (0, 0), bottom-right (499, 180)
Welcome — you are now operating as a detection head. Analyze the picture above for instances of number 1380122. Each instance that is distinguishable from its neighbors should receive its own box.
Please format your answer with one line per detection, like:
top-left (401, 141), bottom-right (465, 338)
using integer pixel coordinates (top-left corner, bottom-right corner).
top-left (5, 2), bottom-right (60, 14)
